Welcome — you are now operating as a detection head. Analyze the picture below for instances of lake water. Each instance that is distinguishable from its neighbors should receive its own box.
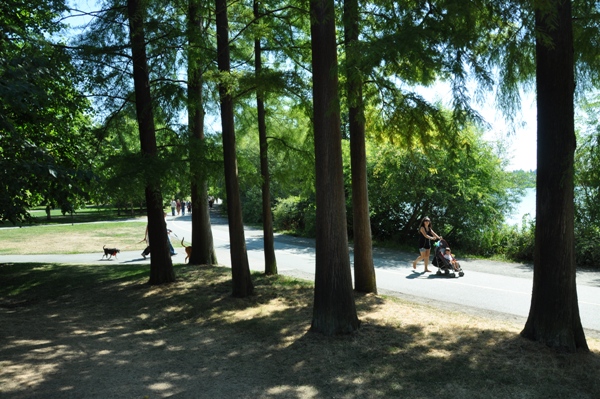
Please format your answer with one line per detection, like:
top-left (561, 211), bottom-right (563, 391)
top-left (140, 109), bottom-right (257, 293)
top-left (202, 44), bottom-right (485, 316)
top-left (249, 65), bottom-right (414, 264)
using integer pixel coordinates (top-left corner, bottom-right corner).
top-left (505, 188), bottom-right (536, 226)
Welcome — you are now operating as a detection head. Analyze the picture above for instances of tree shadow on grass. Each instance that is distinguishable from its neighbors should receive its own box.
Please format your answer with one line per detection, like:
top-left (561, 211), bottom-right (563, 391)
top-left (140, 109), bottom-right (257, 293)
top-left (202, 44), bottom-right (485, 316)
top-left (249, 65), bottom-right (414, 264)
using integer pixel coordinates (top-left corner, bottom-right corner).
top-left (1, 264), bottom-right (599, 399)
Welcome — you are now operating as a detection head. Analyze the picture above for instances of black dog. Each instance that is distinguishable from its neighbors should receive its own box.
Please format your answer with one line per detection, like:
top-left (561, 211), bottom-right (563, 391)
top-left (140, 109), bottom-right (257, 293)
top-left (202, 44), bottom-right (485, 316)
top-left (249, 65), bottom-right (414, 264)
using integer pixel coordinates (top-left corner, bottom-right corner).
top-left (102, 245), bottom-right (120, 260)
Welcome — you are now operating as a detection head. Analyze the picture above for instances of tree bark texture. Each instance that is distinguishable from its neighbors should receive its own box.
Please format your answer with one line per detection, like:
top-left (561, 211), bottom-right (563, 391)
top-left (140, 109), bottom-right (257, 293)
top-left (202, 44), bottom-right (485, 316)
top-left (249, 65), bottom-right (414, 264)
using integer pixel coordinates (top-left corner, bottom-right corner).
top-left (254, 0), bottom-right (277, 276)
top-left (188, 0), bottom-right (217, 266)
top-left (521, 0), bottom-right (588, 352)
top-left (309, 0), bottom-right (360, 335)
top-left (343, 0), bottom-right (377, 294)
top-left (215, 0), bottom-right (254, 297)
top-left (127, 0), bottom-right (174, 285)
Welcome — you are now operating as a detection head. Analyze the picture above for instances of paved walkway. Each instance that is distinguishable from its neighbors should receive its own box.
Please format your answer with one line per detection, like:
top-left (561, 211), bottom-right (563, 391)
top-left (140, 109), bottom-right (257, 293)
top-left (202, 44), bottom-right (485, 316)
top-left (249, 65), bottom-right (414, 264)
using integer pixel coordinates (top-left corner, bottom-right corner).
top-left (2, 217), bottom-right (599, 337)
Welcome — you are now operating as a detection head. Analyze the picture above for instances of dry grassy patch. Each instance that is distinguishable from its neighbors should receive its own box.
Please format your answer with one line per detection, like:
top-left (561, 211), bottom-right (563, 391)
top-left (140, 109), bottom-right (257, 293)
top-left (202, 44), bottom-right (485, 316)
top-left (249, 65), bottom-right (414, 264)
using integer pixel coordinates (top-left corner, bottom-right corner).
top-left (1, 264), bottom-right (599, 399)
top-left (0, 222), bottom-right (147, 255)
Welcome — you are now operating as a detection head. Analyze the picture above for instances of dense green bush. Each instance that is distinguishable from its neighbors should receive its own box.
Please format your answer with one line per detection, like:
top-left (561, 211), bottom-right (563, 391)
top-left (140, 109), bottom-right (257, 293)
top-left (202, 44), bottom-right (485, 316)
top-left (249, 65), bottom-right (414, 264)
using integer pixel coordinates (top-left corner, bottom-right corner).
top-left (502, 218), bottom-right (536, 261)
top-left (273, 196), bottom-right (313, 234)
top-left (240, 186), bottom-right (264, 224)
top-left (358, 135), bottom-right (520, 248)
top-left (452, 216), bottom-right (534, 260)
top-left (574, 111), bottom-right (600, 269)
top-left (235, 105), bottom-right (600, 269)
top-left (575, 225), bottom-right (600, 269)
top-left (301, 202), bottom-right (317, 237)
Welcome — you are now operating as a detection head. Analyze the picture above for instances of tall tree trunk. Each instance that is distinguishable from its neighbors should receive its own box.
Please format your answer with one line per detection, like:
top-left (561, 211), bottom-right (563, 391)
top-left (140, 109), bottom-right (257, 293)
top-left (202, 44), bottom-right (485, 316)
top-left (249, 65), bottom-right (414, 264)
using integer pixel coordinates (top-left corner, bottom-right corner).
top-left (254, 0), bottom-right (277, 275)
top-left (309, 0), bottom-right (360, 335)
top-left (521, 0), bottom-right (588, 352)
top-left (343, 0), bottom-right (376, 294)
top-left (126, 0), bottom-right (174, 285)
top-left (188, 0), bottom-right (217, 266)
top-left (215, 0), bottom-right (254, 297)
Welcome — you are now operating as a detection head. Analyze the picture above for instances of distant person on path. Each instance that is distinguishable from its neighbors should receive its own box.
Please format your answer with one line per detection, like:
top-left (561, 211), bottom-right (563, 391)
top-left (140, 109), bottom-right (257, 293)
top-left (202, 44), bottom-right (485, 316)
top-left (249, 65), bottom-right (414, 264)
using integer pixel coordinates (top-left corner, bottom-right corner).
top-left (165, 213), bottom-right (177, 255)
top-left (176, 199), bottom-right (181, 215)
top-left (170, 199), bottom-right (176, 216)
top-left (141, 223), bottom-right (151, 259)
top-left (141, 212), bottom-right (177, 259)
top-left (181, 200), bottom-right (186, 216)
top-left (412, 216), bottom-right (441, 273)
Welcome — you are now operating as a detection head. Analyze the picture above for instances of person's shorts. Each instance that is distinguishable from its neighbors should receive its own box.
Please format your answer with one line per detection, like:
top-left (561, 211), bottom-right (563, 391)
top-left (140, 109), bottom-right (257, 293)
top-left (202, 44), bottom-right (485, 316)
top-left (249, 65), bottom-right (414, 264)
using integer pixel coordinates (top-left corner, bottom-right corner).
top-left (419, 247), bottom-right (428, 252)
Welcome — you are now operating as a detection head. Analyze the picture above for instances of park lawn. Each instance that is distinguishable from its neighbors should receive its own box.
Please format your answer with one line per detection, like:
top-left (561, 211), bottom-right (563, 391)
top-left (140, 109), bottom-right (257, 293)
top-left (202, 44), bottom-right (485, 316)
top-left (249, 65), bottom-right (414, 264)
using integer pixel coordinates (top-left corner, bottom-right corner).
top-left (25, 205), bottom-right (144, 225)
top-left (0, 221), bottom-right (147, 255)
top-left (0, 263), bottom-right (599, 398)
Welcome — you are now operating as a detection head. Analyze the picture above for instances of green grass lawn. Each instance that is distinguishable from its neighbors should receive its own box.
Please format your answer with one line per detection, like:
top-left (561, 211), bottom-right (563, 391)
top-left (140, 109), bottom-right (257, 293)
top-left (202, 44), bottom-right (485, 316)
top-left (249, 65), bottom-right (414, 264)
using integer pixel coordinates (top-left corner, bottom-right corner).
top-left (0, 205), bottom-right (158, 255)
top-left (21, 205), bottom-right (145, 226)
top-left (0, 221), bottom-right (147, 255)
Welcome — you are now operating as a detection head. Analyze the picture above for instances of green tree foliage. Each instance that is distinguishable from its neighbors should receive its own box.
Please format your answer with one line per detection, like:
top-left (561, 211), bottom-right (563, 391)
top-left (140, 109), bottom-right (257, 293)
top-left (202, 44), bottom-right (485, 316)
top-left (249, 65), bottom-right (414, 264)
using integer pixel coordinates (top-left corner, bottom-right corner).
top-left (235, 97), bottom-right (315, 222)
top-left (510, 169), bottom-right (536, 188)
top-left (471, 0), bottom-right (600, 120)
top-left (574, 96), bottom-right (600, 268)
top-left (272, 195), bottom-right (315, 234)
top-left (71, 0), bottom-right (198, 204)
top-left (90, 116), bottom-right (146, 208)
top-left (357, 0), bottom-right (522, 144)
top-left (573, 0), bottom-right (600, 92)
top-left (358, 124), bottom-right (519, 251)
top-left (0, 0), bottom-right (94, 224)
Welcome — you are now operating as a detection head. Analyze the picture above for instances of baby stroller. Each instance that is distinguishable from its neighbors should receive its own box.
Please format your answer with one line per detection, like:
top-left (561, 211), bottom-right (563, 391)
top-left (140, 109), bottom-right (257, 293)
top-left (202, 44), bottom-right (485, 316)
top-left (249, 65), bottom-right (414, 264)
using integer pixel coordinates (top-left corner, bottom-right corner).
top-left (432, 239), bottom-right (465, 278)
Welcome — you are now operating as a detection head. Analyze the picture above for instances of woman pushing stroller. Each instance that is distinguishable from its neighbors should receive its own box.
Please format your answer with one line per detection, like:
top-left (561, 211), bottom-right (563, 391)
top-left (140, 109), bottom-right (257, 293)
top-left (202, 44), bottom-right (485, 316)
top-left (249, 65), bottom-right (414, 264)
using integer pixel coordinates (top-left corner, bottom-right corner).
top-left (412, 216), bottom-right (442, 273)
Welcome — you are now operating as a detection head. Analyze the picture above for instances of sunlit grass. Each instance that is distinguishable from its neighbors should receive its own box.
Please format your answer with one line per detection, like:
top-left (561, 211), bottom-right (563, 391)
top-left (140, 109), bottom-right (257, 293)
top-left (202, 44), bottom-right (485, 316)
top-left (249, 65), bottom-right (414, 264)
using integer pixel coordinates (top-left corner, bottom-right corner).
top-left (0, 222), bottom-right (147, 255)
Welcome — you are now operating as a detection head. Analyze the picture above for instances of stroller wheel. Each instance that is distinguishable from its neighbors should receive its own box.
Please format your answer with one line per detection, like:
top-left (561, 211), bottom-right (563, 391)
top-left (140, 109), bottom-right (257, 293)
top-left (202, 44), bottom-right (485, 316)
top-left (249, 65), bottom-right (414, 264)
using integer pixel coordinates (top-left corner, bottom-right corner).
top-left (450, 272), bottom-right (456, 278)
top-left (436, 270), bottom-right (442, 276)
top-left (459, 271), bottom-right (464, 277)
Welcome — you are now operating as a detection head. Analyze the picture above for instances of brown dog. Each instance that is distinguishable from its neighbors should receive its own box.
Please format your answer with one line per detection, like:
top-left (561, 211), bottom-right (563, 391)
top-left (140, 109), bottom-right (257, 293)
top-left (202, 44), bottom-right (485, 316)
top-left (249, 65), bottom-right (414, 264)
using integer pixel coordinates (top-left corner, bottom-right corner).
top-left (102, 245), bottom-right (120, 260)
top-left (181, 238), bottom-right (192, 263)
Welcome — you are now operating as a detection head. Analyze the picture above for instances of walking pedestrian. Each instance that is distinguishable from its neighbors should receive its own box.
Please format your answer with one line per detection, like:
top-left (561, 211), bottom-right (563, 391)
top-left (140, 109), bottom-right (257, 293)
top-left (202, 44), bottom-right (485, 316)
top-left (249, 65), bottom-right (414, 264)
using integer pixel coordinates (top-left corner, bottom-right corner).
top-left (412, 216), bottom-right (442, 273)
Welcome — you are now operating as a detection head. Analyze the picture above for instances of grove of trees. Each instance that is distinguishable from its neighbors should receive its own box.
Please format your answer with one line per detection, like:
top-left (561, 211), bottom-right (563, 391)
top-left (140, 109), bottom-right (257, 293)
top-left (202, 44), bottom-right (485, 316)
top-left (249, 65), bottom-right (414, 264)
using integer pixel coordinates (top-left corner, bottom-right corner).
top-left (3, 0), bottom-right (600, 349)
